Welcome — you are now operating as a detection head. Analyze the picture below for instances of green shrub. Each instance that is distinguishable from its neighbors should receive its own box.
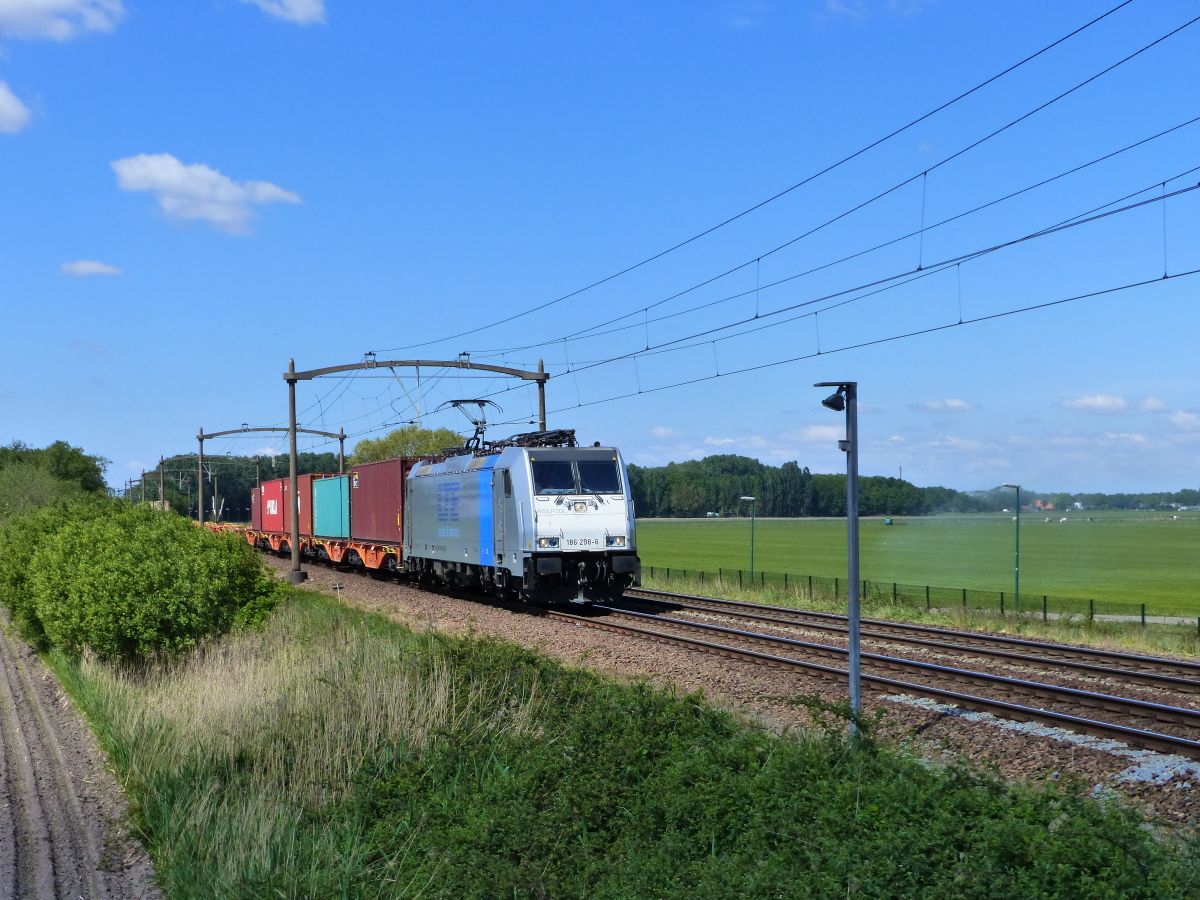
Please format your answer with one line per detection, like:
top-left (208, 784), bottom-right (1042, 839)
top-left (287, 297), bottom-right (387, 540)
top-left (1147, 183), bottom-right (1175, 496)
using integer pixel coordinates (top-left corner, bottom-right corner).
top-left (29, 505), bottom-right (280, 661)
top-left (0, 495), bottom-right (114, 647)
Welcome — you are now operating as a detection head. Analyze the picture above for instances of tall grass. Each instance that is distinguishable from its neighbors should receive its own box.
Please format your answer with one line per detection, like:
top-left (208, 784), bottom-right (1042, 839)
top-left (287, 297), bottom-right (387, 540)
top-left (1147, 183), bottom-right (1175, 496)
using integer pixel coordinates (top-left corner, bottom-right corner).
top-left (54, 590), bottom-right (1200, 898)
top-left (55, 596), bottom-right (543, 897)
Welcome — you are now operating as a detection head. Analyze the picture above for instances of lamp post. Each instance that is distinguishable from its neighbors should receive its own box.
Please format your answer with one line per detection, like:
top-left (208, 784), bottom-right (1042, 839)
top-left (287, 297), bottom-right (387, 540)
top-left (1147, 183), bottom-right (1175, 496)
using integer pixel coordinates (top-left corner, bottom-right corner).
top-left (739, 495), bottom-right (757, 580)
top-left (815, 380), bottom-right (861, 736)
top-left (1002, 483), bottom-right (1021, 612)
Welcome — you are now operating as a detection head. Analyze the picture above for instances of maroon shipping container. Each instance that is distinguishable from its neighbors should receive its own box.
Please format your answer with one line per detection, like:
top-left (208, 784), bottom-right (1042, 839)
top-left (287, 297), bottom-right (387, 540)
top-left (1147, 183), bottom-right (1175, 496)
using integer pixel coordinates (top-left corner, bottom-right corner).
top-left (261, 479), bottom-right (285, 533)
top-left (349, 458), bottom-right (412, 544)
top-left (280, 473), bottom-right (320, 538)
top-left (250, 485), bottom-right (262, 531)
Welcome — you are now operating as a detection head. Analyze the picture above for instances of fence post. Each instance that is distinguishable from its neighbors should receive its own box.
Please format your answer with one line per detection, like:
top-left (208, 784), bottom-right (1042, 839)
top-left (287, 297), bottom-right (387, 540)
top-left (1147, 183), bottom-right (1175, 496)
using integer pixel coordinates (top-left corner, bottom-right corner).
top-left (738, 570), bottom-right (742, 589)
top-left (784, 572), bottom-right (788, 588)
top-left (808, 574), bottom-right (813, 596)
top-left (893, 582), bottom-right (897, 603)
top-left (1089, 598), bottom-right (1094, 622)
top-left (761, 571), bottom-right (765, 587)
top-left (925, 585), bottom-right (930, 610)
top-left (1042, 595), bottom-right (1047, 622)
top-left (962, 588), bottom-right (966, 608)
top-left (863, 579), bottom-right (867, 598)
top-left (666, 567), bottom-right (671, 581)
top-left (835, 577), bottom-right (839, 598)
top-left (699, 570), bottom-right (705, 586)
top-left (1141, 603), bottom-right (1146, 628)
top-left (650, 566), bottom-right (655, 578)
top-left (1000, 591), bottom-right (1005, 615)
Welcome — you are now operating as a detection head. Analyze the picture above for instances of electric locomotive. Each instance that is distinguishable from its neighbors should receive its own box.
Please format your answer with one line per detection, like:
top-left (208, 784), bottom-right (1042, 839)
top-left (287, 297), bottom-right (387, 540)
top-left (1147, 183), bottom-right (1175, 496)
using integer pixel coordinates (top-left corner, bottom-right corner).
top-left (404, 429), bottom-right (640, 602)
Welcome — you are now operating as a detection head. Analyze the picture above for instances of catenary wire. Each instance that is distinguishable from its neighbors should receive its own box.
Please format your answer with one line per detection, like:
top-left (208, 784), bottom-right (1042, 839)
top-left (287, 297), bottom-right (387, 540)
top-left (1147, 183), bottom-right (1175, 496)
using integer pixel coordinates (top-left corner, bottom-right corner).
top-left (472, 114), bottom-right (1200, 355)
top-left (373, 1), bottom-right (1139, 353)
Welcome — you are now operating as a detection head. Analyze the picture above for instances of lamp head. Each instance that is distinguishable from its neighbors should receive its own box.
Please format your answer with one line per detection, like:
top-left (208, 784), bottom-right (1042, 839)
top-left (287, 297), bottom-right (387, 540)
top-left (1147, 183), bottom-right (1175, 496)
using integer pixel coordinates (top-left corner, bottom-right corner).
top-left (821, 389), bottom-right (846, 412)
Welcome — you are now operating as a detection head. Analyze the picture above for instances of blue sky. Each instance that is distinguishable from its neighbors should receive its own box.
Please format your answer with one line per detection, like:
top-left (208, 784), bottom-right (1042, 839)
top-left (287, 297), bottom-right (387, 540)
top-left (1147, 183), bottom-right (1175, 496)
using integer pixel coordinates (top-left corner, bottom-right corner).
top-left (2, 0), bottom-right (1198, 494)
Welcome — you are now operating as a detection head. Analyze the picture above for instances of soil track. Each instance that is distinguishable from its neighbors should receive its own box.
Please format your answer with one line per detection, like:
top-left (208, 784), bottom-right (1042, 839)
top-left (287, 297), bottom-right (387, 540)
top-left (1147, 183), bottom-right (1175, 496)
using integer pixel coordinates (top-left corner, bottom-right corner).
top-left (0, 613), bottom-right (158, 899)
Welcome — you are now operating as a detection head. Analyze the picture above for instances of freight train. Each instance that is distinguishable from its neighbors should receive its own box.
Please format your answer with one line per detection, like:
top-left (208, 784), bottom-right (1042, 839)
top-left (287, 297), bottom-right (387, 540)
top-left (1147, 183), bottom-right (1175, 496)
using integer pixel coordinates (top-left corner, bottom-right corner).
top-left (245, 429), bottom-right (640, 603)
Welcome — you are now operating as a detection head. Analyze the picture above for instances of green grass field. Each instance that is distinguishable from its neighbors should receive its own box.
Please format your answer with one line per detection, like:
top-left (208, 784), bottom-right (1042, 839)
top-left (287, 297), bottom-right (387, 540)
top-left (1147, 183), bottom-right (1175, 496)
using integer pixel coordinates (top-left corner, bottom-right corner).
top-left (635, 511), bottom-right (1200, 616)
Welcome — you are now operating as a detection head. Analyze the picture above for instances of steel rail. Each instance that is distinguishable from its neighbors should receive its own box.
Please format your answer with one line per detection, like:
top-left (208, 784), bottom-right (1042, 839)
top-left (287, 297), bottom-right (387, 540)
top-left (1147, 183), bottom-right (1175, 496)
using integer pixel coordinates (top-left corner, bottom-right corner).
top-left (598, 606), bottom-right (1200, 733)
top-left (547, 609), bottom-right (1200, 759)
top-left (619, 591), bottom-right (1200, 694)
top-left (627, 587), bottom-right (1200, 679)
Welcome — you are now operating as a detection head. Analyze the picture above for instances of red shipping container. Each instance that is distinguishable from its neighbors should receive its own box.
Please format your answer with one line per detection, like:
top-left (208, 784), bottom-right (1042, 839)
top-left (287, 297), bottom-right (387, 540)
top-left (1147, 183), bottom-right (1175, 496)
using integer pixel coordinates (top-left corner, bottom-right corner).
top-left (260, 479), bottom-right (285, 533)
top-left (280, 473), bottom-right (319, 538)
top-left (349, 458), bottom-right (412, 544)
top-left (250, 485), bottom-right (262, 531)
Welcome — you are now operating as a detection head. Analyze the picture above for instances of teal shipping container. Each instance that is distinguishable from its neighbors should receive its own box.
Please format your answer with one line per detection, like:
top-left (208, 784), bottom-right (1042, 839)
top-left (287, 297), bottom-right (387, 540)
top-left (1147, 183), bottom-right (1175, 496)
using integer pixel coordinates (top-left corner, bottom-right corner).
top-left (313, 475), bottom-right (350, 538)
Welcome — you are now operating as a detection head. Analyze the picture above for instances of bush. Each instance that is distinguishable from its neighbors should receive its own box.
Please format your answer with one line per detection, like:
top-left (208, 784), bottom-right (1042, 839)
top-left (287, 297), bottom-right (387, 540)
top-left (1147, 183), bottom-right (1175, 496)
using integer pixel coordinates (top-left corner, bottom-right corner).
top-left (0, 495), bottom-right (114, 647)
top-left (28, 504), bottom-right (280, 662)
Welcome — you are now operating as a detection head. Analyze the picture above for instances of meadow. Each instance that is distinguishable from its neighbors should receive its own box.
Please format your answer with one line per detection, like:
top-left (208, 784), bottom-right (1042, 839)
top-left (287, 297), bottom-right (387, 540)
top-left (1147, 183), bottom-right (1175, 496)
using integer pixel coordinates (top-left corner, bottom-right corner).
top-left (635, 511), bottom-right (1200, 617)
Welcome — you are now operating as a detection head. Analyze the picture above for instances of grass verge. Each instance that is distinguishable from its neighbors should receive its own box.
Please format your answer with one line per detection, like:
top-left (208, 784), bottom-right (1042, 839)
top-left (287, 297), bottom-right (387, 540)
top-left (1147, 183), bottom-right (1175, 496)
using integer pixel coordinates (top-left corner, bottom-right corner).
top-left (55, 589), bottom-right (1199, 898)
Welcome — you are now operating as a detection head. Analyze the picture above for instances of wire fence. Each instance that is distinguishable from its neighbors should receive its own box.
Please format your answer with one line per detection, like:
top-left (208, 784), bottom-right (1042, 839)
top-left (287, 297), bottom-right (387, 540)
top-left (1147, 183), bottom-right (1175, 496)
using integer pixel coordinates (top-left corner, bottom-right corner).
top-left (641, 565), bottom-right (1200, 632)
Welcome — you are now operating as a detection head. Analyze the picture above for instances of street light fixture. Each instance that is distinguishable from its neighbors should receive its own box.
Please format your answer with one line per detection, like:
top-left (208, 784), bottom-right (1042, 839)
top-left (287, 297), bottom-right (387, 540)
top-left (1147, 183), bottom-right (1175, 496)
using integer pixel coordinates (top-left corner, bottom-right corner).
top-left (739, 495), bottom-right (757, 580)
top-left (815, 380), bottom-right (861, 736)
top-left (1002, 483), bottom-right (1021, 612)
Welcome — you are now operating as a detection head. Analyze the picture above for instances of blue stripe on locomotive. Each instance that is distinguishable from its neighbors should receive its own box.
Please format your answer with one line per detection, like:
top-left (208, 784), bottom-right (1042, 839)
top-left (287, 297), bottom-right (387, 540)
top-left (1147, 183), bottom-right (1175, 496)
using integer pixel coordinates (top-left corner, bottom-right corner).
top-left (478, 460), bottom-right (494, 566)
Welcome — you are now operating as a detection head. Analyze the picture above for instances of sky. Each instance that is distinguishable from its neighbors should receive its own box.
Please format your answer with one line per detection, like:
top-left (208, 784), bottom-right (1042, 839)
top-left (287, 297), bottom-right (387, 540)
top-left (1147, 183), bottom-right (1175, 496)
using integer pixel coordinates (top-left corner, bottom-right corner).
top-left (2, 0), bottom-right (1198, 495)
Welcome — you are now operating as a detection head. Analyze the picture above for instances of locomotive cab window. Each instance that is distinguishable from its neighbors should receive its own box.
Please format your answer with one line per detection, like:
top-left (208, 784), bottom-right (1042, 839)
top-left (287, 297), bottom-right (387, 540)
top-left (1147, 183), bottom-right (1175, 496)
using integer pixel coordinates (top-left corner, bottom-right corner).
top-left (577, 460), bottom-right (621, 494)
top-left (531, 458), bottom-right (623, 495)
top-left (503, 469), bottom-right (513, 497)
top-left (532, 461), bottom-right (576, 495)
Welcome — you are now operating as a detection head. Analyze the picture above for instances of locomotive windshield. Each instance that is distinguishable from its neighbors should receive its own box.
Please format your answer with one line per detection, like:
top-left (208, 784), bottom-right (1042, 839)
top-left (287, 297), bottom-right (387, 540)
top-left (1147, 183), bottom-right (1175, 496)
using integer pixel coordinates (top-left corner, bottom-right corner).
top-left (577, 460), bottom-right (621, 494)
top-left (532, 461), bottom-right (576, 494)
top-left (532, 458), bottom-right (623, 495)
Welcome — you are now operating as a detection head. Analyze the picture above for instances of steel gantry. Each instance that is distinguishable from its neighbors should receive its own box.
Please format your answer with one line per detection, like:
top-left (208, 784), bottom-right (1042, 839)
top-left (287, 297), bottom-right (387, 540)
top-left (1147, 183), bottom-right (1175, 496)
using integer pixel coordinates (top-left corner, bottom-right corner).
top-left (196, 424), bottom-right (347, 526)
top-left (280, 356), bottom-right (549, 583)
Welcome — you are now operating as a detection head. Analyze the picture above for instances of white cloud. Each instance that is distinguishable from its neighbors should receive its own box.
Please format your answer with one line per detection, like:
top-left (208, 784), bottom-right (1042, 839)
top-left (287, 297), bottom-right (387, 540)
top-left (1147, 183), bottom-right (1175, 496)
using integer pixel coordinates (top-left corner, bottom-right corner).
top-left (60, 259), bottom-right (120, 276)
top-left (928, 434), bottom-right (986, 452)
top-left (111, 153), bottom-right (300, 234)
top-left (0, 80), bottom-right (31, 133)
top-left (1139, 397), bottom-right (1167, 412)
top-left (1101, 431), bottom-right (1150, 447)
top-left (240, 0), bottom-right (325, 24)
top-left (1061, 394), bottom-right (1128, 413)
top-left (704, 436), bottom-right (737, 446)
top-left (796, 424), bottom-right (842, 442)
top-left (821, 0), bottom-right (868, 23)
top-left (649, 425), bottom-right (678, 439)
top-left (721, 1), bottom-right (768, 29)
top-left (914, 398), bottom-right (975, 413)
top-left (0, 0), bottom-right (123, 40)
top-left (1169, 411), bottom-right (1200, 431)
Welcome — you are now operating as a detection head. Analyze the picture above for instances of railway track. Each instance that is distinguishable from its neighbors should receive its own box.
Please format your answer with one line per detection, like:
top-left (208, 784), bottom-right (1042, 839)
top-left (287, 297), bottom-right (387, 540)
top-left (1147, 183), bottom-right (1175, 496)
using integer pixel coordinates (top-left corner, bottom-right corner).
top-left (290, 559), bottom-right (1200, 757)
top-left (623, 587), bottom-right (1200, 691)
top-left (545, 596), bottom-right (1200, 759)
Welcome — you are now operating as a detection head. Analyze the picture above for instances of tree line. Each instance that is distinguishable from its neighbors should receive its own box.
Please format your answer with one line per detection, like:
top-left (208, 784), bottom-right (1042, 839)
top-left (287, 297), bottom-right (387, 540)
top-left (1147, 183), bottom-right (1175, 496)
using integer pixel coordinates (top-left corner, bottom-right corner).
top-left (626, 455), bottom-right (973, 518)
top-left (626, 455), bottom-right (1200, 518)
top-left (0, 440), bottom-right (108, 522)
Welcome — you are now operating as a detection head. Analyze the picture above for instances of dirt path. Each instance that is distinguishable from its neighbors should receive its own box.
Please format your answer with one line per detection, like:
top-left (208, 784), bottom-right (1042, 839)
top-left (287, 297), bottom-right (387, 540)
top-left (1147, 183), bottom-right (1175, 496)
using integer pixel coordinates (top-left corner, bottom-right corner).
top-left (0, 614), bottom-right (159, 899)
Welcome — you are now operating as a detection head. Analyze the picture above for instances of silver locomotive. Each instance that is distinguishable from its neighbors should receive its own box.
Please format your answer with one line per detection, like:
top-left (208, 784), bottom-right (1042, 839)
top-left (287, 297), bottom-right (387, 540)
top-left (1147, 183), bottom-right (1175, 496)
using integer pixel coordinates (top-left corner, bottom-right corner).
top-left (404, 430), bottom-right (640, 603)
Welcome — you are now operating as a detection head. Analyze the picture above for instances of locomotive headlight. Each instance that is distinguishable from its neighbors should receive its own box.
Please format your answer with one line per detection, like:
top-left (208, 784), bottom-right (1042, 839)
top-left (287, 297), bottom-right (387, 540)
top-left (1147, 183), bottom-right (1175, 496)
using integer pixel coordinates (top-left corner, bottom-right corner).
top-left (537, 537), bottom-right (560, 549)
top-left (606, 535), bottom-right (626, 547)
